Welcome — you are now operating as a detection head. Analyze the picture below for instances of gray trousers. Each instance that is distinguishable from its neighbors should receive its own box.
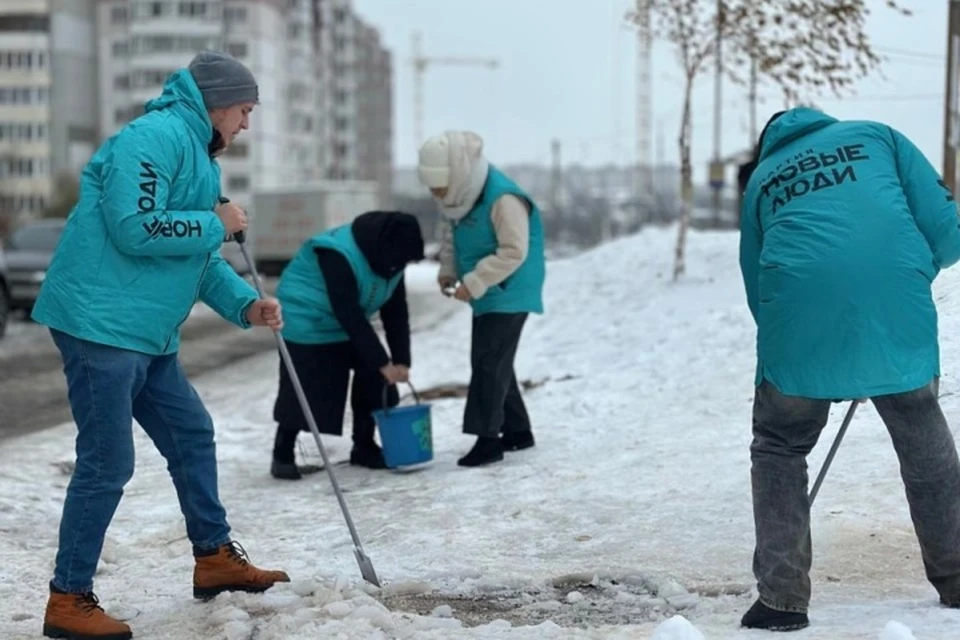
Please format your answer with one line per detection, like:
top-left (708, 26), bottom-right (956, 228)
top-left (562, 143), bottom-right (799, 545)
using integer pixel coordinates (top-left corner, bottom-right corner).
top-left (462, 312), bottom-right (531, 437)
top-left (751, 378), bottom-right (960, 613)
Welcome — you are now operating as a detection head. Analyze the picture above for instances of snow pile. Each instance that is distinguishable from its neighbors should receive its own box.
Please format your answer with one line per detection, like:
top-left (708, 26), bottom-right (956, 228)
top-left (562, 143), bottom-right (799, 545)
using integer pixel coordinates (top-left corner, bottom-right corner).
top-left (652, 616), bottom-right (706, 640)
top-left (2, 226), bottom-right (960, 638)
top-left (878, 620), bottom-right (917, 640)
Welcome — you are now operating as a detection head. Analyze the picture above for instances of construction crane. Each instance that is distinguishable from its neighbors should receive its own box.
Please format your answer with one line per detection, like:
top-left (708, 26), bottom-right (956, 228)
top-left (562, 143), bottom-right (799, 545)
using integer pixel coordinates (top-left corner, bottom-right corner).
top-left (410, 31), bottom-right (500, 149)
top-left (635, 0), bottom-right (653, 201)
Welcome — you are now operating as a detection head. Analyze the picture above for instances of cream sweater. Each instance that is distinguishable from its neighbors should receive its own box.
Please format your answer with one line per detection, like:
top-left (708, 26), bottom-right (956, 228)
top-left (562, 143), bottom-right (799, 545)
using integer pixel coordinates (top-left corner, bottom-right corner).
top-left (437, 194), bottom-right (531, 299)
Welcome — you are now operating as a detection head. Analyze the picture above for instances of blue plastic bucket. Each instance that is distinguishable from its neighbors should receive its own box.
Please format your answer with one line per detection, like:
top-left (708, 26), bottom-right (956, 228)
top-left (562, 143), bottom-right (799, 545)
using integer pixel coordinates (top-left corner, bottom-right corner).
top-left (372, 383), bottom-right (433, 470)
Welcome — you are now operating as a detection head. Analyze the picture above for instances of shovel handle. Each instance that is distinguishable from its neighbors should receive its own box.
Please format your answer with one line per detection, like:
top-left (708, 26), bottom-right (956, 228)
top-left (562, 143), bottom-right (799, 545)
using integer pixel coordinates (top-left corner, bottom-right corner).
top-left (218, 196), bottom-right (247, 244)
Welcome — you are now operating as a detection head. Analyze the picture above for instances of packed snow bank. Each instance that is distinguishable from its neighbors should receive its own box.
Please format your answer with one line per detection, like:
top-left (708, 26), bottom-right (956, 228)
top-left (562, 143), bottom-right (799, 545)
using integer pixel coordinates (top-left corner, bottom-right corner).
top-left (2, 226), bottom-right (960, 638)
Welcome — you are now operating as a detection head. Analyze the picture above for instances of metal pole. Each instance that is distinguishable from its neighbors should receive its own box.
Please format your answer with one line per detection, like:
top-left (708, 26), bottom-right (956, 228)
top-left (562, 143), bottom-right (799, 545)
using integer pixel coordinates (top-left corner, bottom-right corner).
top-left (808, 401), bottom-right (859, 506)
top-left (412, 31), bottom-right (424, 150)
top-left (943, 1), bottom-right (959, 192)
top-left (711, 0), bottom-right (723, 226)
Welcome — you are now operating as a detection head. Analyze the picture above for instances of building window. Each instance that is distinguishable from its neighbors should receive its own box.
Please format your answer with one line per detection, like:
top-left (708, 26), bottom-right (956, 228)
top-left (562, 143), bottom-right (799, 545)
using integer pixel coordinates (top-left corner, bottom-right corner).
top-left (112, 40), bottom-right (128, 57)
top-left (226, 42), bottom-right (247, 58)
top-left (110, 6), bottom-right (127, 24)
top-left (131, 69), bottom-right (175, 89)
top-left (0, 14), bottom-right (50, 32)
top-left (114, 75), bottom-right (130, 90)
top-left (227, 175), bottom-right (250, 190)
top-left (224, 142), bottom-right (248, 158)
top-left (0, 87), bottom-right (49, 105)
top-left (225, 6), bottom-right (247, 23)
top-left (132, 35), bottom-right (174, 53)
top-left (178, 2), bottom-right (208, 18)
top-left (132, 1), bottom-right (170, 19)
top-left (0, 156), bottom-right (49, 178)
top-left (130, 35), bottom-right (218, 54)
top-left (115, 104), bottom-right (144, 125)
top-left (0, 49), bottom-right (50, 70)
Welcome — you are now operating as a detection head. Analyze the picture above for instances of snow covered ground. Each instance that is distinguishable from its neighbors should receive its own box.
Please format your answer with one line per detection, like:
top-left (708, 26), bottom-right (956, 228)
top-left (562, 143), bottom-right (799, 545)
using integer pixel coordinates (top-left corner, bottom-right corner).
top-left (2, 226), bottom-right (960, 638)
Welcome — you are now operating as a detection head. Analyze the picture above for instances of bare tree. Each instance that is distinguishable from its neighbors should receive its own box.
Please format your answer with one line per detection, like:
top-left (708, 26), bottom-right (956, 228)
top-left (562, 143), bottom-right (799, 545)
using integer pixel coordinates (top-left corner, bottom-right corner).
top-left (629, 0), bottom-right (912, 281)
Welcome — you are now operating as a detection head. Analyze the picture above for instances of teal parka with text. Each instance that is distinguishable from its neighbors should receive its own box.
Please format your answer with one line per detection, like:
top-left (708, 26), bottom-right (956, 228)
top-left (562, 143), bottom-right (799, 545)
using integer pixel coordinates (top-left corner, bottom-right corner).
top-left (739, 107), bottom-right (960, 399)
top-left (31, 69), bottom-right (257, 355)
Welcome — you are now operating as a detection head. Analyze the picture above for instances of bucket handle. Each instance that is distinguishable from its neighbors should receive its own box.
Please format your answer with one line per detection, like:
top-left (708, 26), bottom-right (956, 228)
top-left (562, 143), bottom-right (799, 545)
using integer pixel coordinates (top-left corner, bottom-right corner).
top-left (381, 381), bottom-right (421, 415)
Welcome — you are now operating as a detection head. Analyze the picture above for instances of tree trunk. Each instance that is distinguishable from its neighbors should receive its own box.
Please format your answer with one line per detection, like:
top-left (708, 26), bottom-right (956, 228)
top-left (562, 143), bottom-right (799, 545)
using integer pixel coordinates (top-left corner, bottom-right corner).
top-left (673, 82), bottom-right (694, 281)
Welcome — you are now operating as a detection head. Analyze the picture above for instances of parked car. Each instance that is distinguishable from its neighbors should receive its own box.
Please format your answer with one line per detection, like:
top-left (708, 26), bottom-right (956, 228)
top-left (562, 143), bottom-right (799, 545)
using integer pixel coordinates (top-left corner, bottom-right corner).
top-left (4, 219), bottom-right (252, 314)
top-left (0, 240), bottom-right (9, 339)
top-left (4, 219), bottom-right (64, 313)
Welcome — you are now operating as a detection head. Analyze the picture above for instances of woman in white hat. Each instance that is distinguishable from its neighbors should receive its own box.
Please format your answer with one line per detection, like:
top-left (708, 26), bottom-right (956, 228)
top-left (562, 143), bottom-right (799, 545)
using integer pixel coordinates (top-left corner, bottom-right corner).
top-left (417, 130), bottom-right (547, 467)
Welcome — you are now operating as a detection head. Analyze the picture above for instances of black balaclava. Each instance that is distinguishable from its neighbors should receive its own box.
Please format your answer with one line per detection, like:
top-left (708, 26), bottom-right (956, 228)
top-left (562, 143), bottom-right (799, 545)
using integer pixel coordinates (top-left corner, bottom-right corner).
top-left (738, 110), bottom-right (788, 193)
top-left (351, 211), bottom-right (426, 279)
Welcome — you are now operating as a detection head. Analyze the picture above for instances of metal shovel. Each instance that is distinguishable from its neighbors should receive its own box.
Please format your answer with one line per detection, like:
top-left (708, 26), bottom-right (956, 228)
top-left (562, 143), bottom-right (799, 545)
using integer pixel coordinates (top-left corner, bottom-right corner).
top-left (808, 400), bottom-right (860, 507)
top-left (229, 220), bottom-right (381, 587)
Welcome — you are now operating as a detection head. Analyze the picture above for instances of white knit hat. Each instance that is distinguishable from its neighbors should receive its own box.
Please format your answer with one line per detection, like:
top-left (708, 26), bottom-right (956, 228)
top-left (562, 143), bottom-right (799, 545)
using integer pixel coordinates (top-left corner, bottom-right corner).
top-left (417, 135), bottom-right (451, 188)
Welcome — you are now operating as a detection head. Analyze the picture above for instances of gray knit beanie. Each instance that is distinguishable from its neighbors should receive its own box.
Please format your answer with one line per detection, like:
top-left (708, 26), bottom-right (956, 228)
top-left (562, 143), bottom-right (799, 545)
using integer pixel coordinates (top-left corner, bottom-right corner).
top-left (188, 50), bottom-right (258, 110)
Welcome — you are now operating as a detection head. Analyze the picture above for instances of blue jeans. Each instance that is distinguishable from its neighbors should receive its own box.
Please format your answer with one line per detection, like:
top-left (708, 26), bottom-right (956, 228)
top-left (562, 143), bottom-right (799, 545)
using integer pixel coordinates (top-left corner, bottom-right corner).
top-left (50, 330), bottom-right (231, 593)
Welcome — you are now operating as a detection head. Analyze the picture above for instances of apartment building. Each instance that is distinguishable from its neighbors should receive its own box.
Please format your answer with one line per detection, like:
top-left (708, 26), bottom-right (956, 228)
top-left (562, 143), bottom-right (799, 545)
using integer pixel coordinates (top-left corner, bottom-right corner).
top-left (96, 0), bottom-right (292, 208)
top-left (319, 0), bottom-right (392, 204)
top-left (0, 0), bottom-right (98, 223)
top-left (0, 0), bottom-right (394, 225)
top-left (354, 19), bottom-right (392, 205)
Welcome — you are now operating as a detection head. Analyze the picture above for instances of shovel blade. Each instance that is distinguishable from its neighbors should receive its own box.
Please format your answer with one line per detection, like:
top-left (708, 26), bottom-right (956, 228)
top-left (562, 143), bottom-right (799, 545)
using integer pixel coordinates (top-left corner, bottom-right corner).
top-left (354, 547), bottom-right (381, 587)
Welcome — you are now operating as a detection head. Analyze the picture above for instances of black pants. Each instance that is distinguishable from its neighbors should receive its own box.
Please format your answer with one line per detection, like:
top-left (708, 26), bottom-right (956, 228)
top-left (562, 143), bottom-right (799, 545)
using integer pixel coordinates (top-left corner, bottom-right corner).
top-left (272, 340), bottom-right (398, 461)
top-left (462, 312), bottom-right (531, 438)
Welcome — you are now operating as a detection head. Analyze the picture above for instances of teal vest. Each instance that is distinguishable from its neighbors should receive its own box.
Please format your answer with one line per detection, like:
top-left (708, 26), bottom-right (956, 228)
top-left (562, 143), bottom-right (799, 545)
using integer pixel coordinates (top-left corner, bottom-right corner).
top-left (277, 224), bottom-right (403, 344)
top-left (452, 165), bottom-right (546, 316)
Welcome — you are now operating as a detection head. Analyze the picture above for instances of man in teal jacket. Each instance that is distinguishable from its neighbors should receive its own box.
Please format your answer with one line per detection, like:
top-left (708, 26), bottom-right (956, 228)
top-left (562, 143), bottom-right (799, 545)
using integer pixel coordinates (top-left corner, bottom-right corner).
top-left (31, 51), bottom-right (289, 640)
top-left (417, 130), bottom-right (546, 467)
top-left (738, 107), bottom-right (960, 631)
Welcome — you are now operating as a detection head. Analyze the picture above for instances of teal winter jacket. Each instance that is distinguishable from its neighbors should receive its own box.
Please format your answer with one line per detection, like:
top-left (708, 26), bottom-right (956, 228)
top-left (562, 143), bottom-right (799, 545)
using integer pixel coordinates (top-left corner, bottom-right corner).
top-left (739, 107), bottom-right (960, 399)
top-left (31, 69), bottom-right (257, 355)
top-left (277, 225), bottom-right (404, 344)
top-left (452, 165), bottom-right (546, 316)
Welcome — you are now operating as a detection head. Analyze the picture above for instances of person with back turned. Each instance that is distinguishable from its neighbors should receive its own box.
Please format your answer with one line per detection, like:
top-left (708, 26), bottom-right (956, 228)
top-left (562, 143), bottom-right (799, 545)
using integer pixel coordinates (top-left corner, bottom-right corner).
top-left (738, 106), bottom-right (960, 631)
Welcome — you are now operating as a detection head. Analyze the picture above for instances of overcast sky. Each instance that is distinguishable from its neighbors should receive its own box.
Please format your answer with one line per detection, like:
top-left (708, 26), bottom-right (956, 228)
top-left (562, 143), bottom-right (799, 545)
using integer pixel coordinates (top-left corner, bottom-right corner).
top-left (352, 0), bottom-right (946, 178)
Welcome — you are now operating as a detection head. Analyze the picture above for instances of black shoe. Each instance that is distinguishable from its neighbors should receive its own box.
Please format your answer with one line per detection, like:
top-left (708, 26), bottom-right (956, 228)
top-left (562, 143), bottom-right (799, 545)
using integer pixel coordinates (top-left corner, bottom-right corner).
top-left (350, 444), bottom-right (387, 469)
top-left (457, 437), bottom-right (504, 467)
top-left (740, 599), bottom-right (809, 631)
top-left (270, 459), bottom-right (323, 481)
top-left (501, 430), bottom-right (535, 451)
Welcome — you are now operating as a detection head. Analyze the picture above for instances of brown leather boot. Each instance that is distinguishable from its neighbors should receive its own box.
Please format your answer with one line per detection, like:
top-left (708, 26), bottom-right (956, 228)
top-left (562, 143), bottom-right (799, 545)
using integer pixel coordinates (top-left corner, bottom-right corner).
top-left (193, 541), bottom-right (290, 600)
top-left (42, 591), bottom-right (132, 640)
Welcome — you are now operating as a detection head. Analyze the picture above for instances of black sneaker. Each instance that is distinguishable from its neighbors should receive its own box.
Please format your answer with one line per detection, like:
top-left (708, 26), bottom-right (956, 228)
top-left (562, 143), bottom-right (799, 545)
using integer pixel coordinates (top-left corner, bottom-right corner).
top-left (350, 444), bottom-right (388, 469)
top-left (740, 599), bottom-right (809, 631)
top-left (502, 431), bottom-right (535, 451)
top-left (270, 459), bottom-right (323, 481)
top-left (457, 437), bottom-right (504, 467)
